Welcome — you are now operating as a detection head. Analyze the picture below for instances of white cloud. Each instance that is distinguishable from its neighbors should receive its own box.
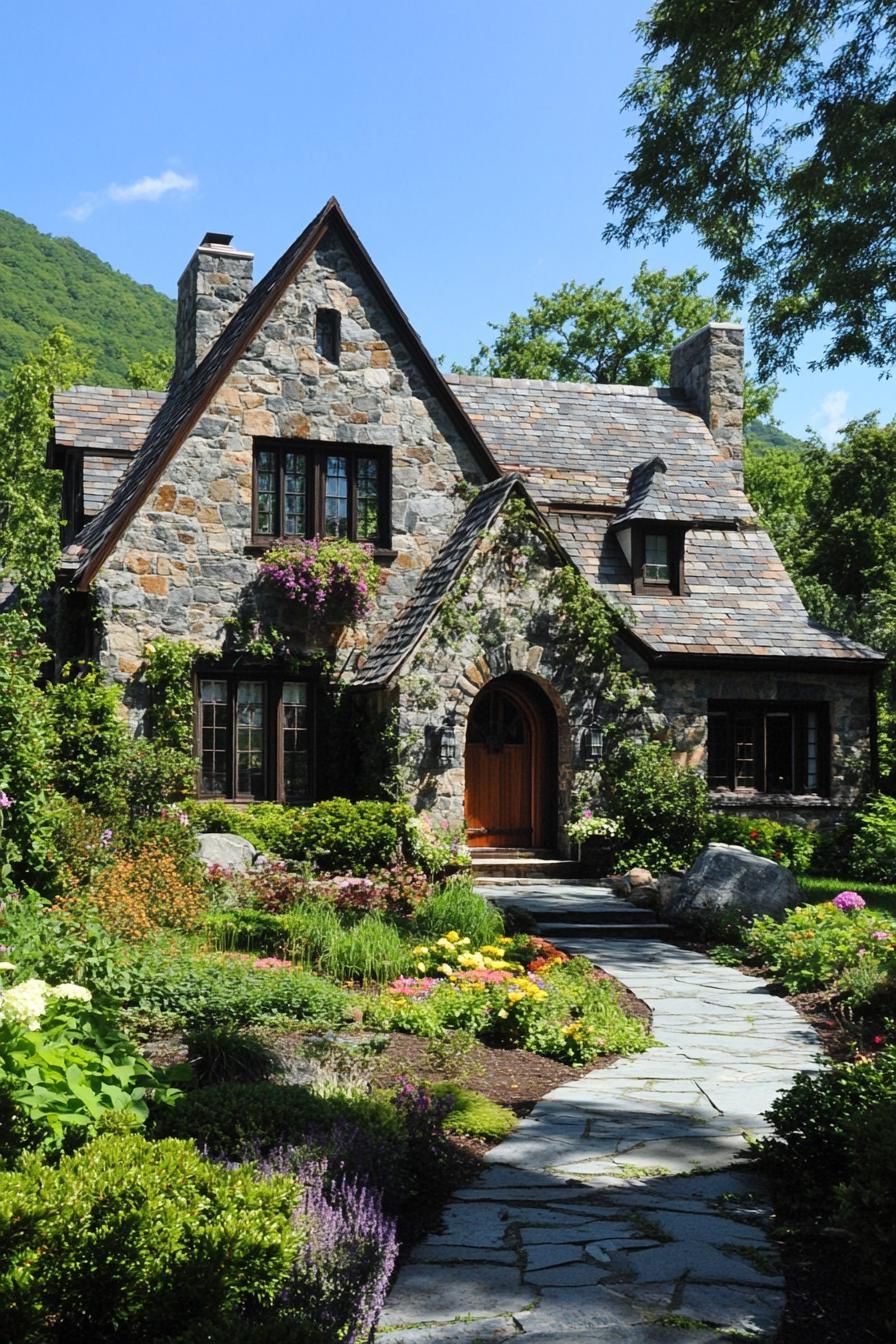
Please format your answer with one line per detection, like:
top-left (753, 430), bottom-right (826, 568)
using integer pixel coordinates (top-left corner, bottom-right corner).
top-left (811, 388), bottom-right (850, 444)
top-left (64, 170), bottom-right (197, 221)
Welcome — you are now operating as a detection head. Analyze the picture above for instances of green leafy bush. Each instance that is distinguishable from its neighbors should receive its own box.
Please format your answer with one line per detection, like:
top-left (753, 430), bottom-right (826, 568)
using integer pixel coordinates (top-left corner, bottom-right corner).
top-left (0, 1132), bottom-right (300, 1342)
top-left (0, 977), bottom-right (177, 1159)
top-left (0, 613), bottom-right (57, 892)
top-left (848, 792), bottom-right (896, 882)
top-left (706, 812), bottom-right (818, 872)
top-left (122, 739), bottom-right (196, 819)
top-left (602, 739), bottom-right (709, 872)
top-left (42, 795), bottom-right (114, 897)
top-left (205, 907), bottom-right (289, 955)
top-left (433, 1084), bottom-right (516, 1140)
top-left (287, 798), bottom-right (413, 872)
top-left (127, 947), bottom-right (349, 1029)
top-left (153, 1081), bottom-right (403, 1159)
top-left (745, 901), bottom-right (896, 992)
top-left (45, 667), bottom-right (130, 821)
top-left (414, 876), bottom-right (505, 946)
top-left (837, 1095), bottom-right (896, 1327)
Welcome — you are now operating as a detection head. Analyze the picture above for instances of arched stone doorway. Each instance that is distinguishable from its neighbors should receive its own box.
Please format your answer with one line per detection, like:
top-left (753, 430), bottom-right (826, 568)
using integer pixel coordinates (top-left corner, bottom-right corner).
top-left (464, 674), bottom-right (557, 849)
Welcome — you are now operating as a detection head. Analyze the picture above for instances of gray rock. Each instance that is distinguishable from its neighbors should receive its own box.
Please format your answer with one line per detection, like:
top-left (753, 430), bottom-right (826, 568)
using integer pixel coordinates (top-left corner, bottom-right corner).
top-left (196, 831), bottom-right (258, 872)
top-left (670, 844), bottom-right (798, 922)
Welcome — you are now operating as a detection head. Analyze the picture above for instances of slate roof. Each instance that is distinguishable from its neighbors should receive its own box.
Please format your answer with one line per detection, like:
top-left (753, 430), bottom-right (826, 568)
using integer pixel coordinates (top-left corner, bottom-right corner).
top-left (54, 386), bottom-right (165, 456)
top-left (58, 198), bottom-right (501, 586)
top-left (448, 375), bottom-right (880, 665)
top-left (353, 477), bottom-right (524, 687)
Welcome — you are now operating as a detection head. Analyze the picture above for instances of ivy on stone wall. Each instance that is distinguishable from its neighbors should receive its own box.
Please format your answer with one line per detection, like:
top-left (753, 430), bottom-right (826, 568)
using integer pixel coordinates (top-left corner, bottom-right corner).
top-left (142, 638), bottom-right (201, 756)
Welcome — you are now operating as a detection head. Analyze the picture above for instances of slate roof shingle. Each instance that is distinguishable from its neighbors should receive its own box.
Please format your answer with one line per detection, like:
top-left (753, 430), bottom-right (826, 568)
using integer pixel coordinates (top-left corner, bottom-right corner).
top-left (353, 476), bottom-right (521, 687)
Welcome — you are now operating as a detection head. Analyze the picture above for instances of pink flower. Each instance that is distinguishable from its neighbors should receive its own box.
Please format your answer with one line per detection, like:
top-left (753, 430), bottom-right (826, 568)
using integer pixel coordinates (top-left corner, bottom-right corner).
top-left (253, 956), bottom-right (292, 971)
top-left (871, 930), bottom-right (892, 941)
top-left (833, 891), bottom-right (866, 912)
top-left (0, 791), bottom-right (12, 810)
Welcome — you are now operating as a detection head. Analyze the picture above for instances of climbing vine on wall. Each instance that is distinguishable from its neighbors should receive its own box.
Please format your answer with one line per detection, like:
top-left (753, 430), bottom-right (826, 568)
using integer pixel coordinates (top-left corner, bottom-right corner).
top-left (142, 637), bottom-right (202, 755)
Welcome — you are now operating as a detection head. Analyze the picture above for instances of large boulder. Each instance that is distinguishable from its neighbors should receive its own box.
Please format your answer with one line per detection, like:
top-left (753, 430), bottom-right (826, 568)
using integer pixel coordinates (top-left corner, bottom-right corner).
top-left (196, 831), bottom-right (259, 873)
top-left (670, 842), bottom-right (798, 923)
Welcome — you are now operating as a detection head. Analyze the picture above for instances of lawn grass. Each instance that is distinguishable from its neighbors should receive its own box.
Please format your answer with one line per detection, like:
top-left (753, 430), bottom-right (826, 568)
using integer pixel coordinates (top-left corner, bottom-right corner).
top-left (798, 875), bottom-right (896, 918)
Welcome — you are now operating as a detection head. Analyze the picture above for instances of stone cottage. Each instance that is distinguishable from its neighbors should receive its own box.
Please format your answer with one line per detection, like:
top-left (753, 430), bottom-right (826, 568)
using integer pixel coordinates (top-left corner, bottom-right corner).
top-left (50, 198), bottom-right (881, 851)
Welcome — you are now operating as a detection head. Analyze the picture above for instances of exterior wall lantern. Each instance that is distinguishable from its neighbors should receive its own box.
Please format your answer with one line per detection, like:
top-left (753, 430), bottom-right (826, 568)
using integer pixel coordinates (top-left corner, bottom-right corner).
top-left (581, 724), bottom-right (604, 765)
top-left (427, 710), bottom-right (459, 768)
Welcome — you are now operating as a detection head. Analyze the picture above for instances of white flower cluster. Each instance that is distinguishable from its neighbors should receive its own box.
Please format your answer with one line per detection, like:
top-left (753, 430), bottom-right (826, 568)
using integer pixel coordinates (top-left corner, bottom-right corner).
top-left (0, 972), bottom-right (92, 1031)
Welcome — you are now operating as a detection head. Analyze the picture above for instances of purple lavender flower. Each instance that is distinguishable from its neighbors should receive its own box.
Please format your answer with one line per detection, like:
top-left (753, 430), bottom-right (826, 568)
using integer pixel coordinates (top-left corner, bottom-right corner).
top-left (99, 828), bottom-right (113, 848)
top-left (833, 890), bottom-right (866, 912)
top-left (0, 790), bottom-right (12, 810)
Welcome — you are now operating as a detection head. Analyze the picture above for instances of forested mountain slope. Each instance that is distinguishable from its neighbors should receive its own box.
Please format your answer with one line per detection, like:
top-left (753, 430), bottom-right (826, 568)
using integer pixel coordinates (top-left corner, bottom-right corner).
top-left (0, 210), bottom-right (175, 387)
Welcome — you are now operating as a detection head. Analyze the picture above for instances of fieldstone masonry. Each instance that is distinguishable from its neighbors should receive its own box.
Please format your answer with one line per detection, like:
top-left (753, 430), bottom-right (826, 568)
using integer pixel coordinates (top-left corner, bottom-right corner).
top-left (669, 323), bottom-right (744, 483)
top-left (95, 235), bottom-right (487, 714)
top-left (174, 235), bottom-right (255, 383)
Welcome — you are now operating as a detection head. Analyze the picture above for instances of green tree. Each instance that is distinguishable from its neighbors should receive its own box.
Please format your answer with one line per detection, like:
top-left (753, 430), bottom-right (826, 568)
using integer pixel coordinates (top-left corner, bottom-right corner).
top-left (605, 0), bottom-right (896, 377)
top-left (0, 328), bottom-right (91, 603)
top-left (126, 349), bottom-right (173, 391)
top-left (461, 264), bottom-right (775, 421)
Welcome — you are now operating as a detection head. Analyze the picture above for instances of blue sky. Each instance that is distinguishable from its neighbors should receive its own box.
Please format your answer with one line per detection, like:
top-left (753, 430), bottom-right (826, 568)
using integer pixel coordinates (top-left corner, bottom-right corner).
top-left (4, 0), bottom-right (893, 441)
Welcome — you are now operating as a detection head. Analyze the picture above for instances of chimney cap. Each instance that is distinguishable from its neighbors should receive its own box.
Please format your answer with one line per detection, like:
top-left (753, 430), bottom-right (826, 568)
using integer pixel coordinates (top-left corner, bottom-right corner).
top-left (200, 231), bottom-right (235, 248)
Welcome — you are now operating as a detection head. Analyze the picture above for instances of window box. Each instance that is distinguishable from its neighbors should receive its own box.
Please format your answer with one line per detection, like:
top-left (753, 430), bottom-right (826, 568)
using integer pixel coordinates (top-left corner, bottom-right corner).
top-left (252, 439), bottom-right (391, 550)
top-left (196, 671), bottom-right (313, 802)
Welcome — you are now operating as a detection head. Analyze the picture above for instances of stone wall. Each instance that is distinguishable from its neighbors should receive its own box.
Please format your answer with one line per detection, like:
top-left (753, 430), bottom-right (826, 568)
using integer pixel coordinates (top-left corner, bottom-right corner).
top-left (669, 323), bottom-right (744, 482)
top-left (649, 666), bottom-right (873, 823)
top-left (174, 239), bottom-right (255, 384)
top-left (94, 232), bottom-right (488, 724)
top-left (394, 510), bottom-right (610, 852)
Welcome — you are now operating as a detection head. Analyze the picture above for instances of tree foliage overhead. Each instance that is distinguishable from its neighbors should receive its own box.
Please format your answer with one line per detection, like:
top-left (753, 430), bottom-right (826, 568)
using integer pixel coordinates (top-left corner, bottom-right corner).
top-left (0, 328), bottom-right (91, 603)
top-left (462, 263), bottom-right (727, 385)
top-left (605, 0), bottom-right (896, 377)
top-left (126, 349), bottom-right (174, 391)
top-left (0, 210), bottom-right (175, 387)
top-left (460, 263), bottom-right (775, 422)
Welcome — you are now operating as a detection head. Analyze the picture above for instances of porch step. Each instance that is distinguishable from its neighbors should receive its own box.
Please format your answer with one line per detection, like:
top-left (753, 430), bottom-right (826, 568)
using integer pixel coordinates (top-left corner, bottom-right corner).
top-left (476, 879), bottom-right (672, 945)
top-left (470, 853), bottom-right (581, 879)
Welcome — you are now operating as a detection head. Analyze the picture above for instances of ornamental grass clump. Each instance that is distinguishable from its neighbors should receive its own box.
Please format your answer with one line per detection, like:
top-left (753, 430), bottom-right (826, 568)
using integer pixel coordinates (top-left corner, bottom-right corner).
top-left (260, 537), bottom-right (379, 624)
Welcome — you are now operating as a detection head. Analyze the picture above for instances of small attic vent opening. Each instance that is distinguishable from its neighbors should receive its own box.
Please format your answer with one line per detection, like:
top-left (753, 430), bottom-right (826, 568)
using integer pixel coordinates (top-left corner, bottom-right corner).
top-left (315, 309), bottom-right (341, 364)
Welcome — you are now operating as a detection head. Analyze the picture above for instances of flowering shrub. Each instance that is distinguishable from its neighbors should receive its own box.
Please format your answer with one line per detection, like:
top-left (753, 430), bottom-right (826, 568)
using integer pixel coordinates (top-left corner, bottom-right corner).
top-left (70, 841), bottom-right (207, 937)
top-left (271, 1155), bottom-right (399, 1344)
top-left (260, 537), bottom-right (379, 623)
top-left (0, 967), bottom-right (177, 1155)
top-left (405, 812), bottom-right (471, 877)
top-left (706, 812), bottom-right (818, 871)
top-left (745, 900), bottom-right (896, 992)
top-left (565, 811), bottom-right (620, 846)
top-left (319, 863), bottom-right (430, 919)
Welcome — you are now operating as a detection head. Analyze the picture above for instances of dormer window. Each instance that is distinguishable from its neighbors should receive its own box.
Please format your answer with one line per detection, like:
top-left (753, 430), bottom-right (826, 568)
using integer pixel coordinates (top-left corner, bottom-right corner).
top-left (643, 532), bottom-right (670, 584)
top-left (315, 309), bottom-right (341, 364)
top-left (631, 526), bottom-right (685, 595)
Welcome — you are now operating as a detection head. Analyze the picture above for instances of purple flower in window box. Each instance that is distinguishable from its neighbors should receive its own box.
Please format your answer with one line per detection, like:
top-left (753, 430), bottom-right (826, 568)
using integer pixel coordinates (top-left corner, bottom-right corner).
top-left (260, 536), bottom-right (379, 624)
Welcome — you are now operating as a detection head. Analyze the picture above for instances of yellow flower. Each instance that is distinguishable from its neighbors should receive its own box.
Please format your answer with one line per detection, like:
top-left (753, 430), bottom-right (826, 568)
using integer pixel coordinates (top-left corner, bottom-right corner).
top-left (497, 937), bottom-right (513, 945)
top-left (438, 963), bottom-right (454, 977)
top-left (416, 962), bottom-right (427, 974)
top-left (497, 1008), bottom-right (508, 1019)
top-left (412, 946), bottom-right (429, 956)
top-left (507, 991), bottom-right (523, 1005)
top-left (444, 931), bottom-right (461, 943)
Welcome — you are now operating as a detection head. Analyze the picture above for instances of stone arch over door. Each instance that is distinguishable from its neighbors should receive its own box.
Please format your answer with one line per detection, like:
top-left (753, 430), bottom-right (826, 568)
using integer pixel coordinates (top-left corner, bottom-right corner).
top-left (464, 673), bottom-right (557, 849)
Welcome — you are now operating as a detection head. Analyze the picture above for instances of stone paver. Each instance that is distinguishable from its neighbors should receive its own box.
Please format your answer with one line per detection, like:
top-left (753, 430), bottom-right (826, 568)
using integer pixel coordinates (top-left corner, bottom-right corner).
top-left (376, 881), bottom-right (821, 1341)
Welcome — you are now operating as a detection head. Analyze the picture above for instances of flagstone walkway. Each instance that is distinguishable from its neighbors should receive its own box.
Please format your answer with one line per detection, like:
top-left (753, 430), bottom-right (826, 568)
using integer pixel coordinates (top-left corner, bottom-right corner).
top-left (376, 883), bottom-right (822, 1342)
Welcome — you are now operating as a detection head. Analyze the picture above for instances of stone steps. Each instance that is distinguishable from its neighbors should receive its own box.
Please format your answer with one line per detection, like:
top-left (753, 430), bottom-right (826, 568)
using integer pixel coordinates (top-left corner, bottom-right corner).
top-left (470, 851), bottom-right (581, 879)
top-left (476, 878), bottom-right (671, 944)
top-left (539, 920), bottom-right (673, 942)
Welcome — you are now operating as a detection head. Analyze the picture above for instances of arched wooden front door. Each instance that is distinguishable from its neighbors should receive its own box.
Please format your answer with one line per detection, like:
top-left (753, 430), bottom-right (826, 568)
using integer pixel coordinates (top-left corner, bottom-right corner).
top-left (464, 677), bottom-right (555, 849)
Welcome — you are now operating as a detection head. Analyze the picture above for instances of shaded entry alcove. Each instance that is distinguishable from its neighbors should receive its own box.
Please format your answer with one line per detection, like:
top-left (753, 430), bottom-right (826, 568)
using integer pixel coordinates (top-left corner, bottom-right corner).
top-left (464, 675), bottom-right (557, 849)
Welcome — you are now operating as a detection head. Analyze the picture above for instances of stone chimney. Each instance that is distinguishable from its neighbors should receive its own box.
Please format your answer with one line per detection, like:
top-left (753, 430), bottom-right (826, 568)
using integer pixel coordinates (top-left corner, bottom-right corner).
top-left (173, 232), bottom-right (254, 382)
top-left (669, 322), bottom-right (744, 482)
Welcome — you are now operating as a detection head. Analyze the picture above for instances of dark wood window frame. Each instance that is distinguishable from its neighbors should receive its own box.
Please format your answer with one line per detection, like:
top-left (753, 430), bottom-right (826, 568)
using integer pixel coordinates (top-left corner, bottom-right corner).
top-left (195, 667), bottom-right (316, 803)
top-left (707, 700), bottom-right (830, 796)
top-left (251, 439), bottom-right (392, 552)
top-left (631, 525), bottom-right (687, 595)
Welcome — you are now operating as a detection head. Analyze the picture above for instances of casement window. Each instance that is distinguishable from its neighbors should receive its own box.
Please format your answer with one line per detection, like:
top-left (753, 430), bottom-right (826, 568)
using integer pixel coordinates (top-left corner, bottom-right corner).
top-left (631, 527), bottom-right (685, 595)
top-left (197, 673), bottom-right (313, 802)
top-left (252, 440), bottom-right (391, 549)
top-left (707, 701), bottom-right (829, 796)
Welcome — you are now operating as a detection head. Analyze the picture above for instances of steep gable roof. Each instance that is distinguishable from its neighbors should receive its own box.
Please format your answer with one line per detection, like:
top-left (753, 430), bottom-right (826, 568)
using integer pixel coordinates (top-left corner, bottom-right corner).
top-left (58, 198), bottom-right (501, 589)
top-left (354, 476), bottom-right (563, 687)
